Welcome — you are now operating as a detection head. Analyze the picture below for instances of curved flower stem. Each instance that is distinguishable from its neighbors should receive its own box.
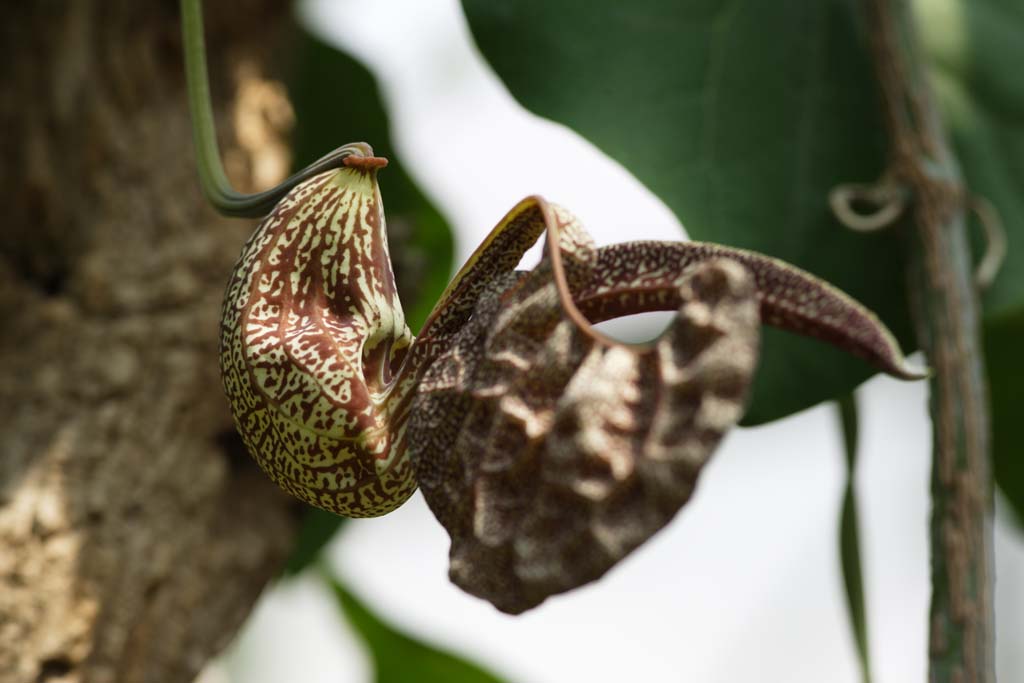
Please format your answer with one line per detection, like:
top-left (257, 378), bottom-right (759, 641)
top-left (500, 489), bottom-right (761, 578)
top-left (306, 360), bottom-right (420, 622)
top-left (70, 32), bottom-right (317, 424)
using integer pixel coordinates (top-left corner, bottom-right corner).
top-left (179, 0), bottom-right (367, 217)
top-left (862, 1), bottom-right (994, 681)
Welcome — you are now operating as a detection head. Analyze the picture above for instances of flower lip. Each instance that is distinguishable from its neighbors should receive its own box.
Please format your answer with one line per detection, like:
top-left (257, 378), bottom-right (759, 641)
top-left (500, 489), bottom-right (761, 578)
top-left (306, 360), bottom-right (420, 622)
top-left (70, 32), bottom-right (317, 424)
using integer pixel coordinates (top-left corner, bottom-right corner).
top-left (343, 155), bottom-right (389, 171)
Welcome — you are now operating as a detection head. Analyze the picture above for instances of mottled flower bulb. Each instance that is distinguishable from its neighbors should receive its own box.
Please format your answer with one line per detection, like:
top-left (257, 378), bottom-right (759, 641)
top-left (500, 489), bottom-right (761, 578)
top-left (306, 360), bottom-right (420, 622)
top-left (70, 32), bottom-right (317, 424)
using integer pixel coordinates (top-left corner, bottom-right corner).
top-left (219, 153), bottom-right (419, 517)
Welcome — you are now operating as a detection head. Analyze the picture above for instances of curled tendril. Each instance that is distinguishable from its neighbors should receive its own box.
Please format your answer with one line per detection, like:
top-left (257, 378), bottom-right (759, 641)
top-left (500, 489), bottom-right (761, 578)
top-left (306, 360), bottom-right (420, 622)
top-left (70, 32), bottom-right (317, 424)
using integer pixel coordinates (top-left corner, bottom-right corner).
top-left (829, 175), bottom-right (909, 233)
top-left (829, 173), bottom-right (1006, 290)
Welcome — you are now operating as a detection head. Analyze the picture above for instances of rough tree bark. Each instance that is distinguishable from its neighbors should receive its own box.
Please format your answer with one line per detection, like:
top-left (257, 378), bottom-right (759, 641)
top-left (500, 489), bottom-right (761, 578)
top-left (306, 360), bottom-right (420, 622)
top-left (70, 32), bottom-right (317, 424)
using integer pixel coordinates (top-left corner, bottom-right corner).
top-left (0, 2), bottom-right (305, 681)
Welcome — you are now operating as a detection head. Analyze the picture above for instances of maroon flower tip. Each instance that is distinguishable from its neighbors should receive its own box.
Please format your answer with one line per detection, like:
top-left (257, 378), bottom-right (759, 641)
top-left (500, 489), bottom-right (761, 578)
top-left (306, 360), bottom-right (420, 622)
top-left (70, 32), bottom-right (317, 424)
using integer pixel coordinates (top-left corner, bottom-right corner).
top-left (343, 155), bottom-right (389, 170)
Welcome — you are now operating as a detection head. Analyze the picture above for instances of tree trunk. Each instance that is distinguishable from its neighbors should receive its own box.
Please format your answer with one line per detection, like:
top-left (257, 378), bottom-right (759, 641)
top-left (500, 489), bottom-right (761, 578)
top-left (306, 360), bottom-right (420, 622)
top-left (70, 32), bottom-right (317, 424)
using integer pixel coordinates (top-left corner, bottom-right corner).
top-left (0, 2), bottom-right (303, 681)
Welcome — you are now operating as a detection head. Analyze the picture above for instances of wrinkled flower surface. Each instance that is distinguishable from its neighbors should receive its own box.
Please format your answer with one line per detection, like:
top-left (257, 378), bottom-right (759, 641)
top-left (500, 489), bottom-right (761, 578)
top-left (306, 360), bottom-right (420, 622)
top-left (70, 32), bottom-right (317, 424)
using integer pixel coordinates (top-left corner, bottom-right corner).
top-left (411, 204), bottom-right (761, 613)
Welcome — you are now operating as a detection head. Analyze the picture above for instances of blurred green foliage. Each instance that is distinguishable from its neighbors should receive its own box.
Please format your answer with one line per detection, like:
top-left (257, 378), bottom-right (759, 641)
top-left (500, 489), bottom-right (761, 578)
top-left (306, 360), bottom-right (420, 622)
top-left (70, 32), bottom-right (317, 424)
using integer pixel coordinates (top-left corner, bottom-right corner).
top-left (326, 573), bottom-right (508, 683)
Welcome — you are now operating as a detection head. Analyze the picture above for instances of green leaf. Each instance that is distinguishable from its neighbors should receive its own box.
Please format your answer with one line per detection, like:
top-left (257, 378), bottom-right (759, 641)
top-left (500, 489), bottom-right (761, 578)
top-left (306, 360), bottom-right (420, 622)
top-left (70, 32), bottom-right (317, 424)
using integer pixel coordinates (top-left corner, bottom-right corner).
top-left (983, 311), bottom-right (1024, 526)
top-left (325, 572), bottom-right (508, 683)
top-left (916, 0), bottom-right (1024, 525)
top-left (460, 0), bottom-right (912, 425)
top-left (283, 509), bottom-right (346, 576)
top-left (460, 0), bottom-right (1024, 518)
top-left (288, 24), bottom-right (454, 333)
top-left (837, 395), bottom-right (872, 683)
top-left (280, 24), bottom-right (457, 574)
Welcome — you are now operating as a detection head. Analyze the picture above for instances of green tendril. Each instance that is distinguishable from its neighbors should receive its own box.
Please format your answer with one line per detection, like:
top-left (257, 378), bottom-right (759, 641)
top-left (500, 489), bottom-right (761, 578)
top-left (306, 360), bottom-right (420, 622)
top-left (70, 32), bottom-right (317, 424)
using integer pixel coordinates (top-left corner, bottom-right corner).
top-left (180, 0), bottom-right (369, 218)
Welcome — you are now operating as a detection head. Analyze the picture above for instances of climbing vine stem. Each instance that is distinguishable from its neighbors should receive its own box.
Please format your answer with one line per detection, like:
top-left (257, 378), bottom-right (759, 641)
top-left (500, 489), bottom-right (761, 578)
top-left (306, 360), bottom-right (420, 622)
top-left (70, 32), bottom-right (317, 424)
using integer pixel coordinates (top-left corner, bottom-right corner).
top-left (862, 1), bottom-right (994, 681)
top-left (180, 0), bottom-right (365, 217)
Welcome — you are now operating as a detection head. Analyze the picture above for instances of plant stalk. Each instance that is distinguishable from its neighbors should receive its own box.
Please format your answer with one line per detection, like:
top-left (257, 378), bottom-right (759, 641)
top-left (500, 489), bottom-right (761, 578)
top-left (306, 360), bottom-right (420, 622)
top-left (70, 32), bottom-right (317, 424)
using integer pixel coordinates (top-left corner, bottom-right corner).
top-left (862, 1), bottom-right (994, 681)
top-left (180, 0), bottom-right (364, 218)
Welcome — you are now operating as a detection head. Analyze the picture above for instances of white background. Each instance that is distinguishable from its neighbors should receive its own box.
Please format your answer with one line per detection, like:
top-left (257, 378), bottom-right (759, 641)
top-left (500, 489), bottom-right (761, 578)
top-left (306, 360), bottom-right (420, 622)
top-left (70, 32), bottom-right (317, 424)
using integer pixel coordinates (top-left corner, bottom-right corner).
top-left (203, 1), bottom-right (1024, 681)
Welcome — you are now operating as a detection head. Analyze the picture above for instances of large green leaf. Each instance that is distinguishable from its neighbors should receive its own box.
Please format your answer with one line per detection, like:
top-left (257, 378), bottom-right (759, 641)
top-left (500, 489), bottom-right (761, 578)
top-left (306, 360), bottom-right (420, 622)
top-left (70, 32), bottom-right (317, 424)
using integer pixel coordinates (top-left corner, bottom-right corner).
top-left (326, 573), bottom-right (507, 683)
top-left (916, 0), bottom-right (1024, 524)
top-left (460, 0), bottom-right (1024, 520)
top-left (460, 0), bottom-right (911, 425)
top-left (282, 24), bottom-right (456, 572)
